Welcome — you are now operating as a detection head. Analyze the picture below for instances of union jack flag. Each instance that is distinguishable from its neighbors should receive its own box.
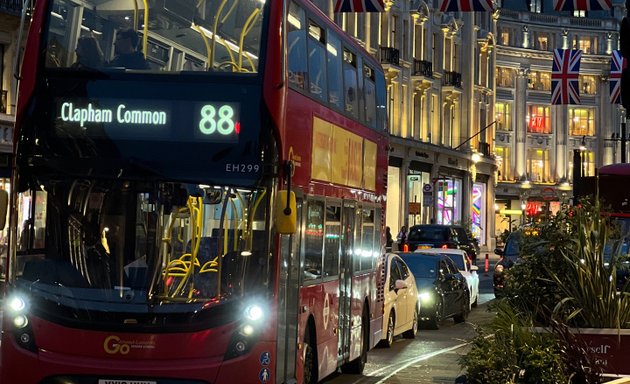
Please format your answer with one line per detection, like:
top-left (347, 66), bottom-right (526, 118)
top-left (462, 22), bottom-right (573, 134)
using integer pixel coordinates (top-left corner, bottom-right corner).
top-left (551, 49), bottom-right (582, 105)
top-left (439, 0), bottom-right (494, 12)
top-left (610, 50), bottom-right (626, 104)
top-left (334, 0), bottom-right (385, 12)
top-left (553, 0), bottom-right (612, 11)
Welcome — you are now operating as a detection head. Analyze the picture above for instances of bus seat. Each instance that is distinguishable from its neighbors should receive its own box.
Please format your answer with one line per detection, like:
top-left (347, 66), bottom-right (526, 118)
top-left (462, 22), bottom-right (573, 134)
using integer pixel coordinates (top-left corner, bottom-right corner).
top-left (185, 237), bottom-right (218, 265)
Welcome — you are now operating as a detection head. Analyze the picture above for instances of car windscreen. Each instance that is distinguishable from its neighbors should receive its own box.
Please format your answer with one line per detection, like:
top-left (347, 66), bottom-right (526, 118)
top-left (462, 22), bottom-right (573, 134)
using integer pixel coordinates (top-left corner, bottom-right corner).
top-left (399, 255), bottom-right (437, 278)
top-left (447, 254), bottom-right (465, 270)
top-left (408, 227), bottom-right (448, 242)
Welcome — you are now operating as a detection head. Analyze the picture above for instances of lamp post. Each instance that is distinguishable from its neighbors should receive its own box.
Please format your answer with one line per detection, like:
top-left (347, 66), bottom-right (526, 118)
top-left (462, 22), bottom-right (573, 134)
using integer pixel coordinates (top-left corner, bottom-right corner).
top-left (572, 148), bottom-right (582, 205)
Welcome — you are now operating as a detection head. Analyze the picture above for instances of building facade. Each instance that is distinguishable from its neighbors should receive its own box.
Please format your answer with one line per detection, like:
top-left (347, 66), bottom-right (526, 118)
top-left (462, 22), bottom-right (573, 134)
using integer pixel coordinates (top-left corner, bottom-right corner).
top-left (313, 0), bottom-right (626, 249)
top-left (494, 0), bottom-right (625, 235)
top-left (312, 0), bottom-right (498, 248)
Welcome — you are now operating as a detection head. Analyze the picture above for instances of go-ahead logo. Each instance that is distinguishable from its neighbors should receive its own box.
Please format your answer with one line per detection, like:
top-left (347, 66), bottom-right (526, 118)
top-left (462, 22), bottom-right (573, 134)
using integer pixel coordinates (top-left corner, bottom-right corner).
top-left (103, 335), bottom-right (156, 355)
top-left (104, 335), bottom-right (131, 354)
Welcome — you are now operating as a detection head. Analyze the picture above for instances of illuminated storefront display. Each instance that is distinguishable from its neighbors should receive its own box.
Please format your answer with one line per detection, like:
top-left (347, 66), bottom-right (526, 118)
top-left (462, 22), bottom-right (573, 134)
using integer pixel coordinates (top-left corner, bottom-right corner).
top-left (436, 178), bottom-right (462, 225)
top-left (472, 183), bottom-right (486, 242)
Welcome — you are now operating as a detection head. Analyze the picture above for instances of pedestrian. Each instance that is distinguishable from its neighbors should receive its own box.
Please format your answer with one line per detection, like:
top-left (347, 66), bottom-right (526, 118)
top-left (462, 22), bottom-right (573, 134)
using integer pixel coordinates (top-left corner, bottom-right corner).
top-left (385, 226), bottom-right (393, 250)
top-left (397, 225), bottom-right (407, 250)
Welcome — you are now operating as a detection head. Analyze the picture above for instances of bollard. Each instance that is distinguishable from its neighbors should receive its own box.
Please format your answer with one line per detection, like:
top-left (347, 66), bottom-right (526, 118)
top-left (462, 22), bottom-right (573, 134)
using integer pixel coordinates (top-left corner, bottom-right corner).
top-left (484, 254), bottom-right (489, 274)
top-left (403, 244), bottom-right (409, 252)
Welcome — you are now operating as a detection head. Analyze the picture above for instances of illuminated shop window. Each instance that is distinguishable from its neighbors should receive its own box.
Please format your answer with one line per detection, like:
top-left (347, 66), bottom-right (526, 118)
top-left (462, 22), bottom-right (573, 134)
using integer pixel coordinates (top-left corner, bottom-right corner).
top-left (495, 102), bottom-right (512, 131)
top-left (527, 105), bottom-right (551, 134)
top-left (526, 148), bottom-right (551, 183)
top-left (528, 71), bottom-right (551, 91)
top-left (495, 147), bottom-right (512, 181)
top-left (569, 108), bottom-right (595, 136)
top-left (579, 75), bottom-right (597, 96)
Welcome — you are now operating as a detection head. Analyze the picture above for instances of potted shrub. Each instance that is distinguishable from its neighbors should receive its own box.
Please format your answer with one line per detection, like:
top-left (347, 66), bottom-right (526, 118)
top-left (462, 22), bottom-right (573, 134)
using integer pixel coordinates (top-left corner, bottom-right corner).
top-left (462, 196), bottom-right (630, 380)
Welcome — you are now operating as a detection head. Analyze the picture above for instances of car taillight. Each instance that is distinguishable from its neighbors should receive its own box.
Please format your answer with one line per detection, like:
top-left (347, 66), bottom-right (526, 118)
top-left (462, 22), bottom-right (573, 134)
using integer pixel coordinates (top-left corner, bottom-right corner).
top-left (441, 244), bottom-right (448, 249)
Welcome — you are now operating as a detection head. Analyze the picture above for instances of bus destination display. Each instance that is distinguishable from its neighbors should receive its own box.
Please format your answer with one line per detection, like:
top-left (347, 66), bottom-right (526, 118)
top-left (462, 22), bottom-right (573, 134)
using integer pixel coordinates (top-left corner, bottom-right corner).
top-left (55, 98), bottom-right (241, 143)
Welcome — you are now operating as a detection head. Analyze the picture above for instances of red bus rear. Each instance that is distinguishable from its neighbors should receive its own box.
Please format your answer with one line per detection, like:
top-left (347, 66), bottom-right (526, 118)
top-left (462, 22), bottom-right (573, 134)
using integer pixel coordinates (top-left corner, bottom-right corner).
top-left (1, 1), bottom-right (387, 383)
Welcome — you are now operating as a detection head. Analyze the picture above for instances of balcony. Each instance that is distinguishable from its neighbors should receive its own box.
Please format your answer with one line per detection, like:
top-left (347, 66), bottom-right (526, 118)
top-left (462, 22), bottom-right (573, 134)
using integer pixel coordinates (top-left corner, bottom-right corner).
top-left (413, 59), bottom-right (432, 78)
top-left (0, 0), bottom-right (23, 16)
top-left (442, 70), bottom-right (463, 99)
top-left (379, 46), bottom-right (400, 66)
top-left (443, 71), bottom-right (462, 88)
top-left (379, 46), bottom-right (401, 81)
top-left (411, 59), bottom-right (433, 92)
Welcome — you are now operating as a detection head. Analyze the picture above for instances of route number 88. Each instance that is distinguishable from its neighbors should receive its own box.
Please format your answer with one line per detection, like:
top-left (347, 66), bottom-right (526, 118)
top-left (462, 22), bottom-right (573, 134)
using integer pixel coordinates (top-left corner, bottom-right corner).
top-left (199, 105), bottom-right (235, 135)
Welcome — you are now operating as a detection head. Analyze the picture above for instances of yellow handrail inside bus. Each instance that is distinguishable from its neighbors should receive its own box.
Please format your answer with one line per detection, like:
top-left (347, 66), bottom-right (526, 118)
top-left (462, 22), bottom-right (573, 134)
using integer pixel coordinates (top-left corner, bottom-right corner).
top-left (132, 0), bottom-right (139, 31)
top-left (238, 8), bottom-right (261, 72)
top-left (192, 24), bottom-right (212, 69)
top-left (210, 0), bottom-right (229, 69)
top-left (142, 0), bottom-right (149, 58)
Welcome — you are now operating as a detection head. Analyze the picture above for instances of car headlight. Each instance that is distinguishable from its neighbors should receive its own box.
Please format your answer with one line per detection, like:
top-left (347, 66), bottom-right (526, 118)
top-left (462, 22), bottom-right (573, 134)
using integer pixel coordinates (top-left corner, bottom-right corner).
top-left (418, 291), bottom-right (433, 303)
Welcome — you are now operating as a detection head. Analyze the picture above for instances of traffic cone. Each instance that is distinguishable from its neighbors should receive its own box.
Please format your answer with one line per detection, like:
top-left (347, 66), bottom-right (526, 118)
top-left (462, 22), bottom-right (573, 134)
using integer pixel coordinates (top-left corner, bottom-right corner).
top-left (484, 254), bottom-right (489, 275)
top-left (403, 244), bottom-right (409, 252)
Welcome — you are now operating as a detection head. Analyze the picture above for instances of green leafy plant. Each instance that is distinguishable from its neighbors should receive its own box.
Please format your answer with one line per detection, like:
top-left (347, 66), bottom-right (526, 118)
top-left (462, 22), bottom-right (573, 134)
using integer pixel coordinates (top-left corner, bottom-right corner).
top-left (460, 301), bottom-right (571, 384)
top-left (545, 199), bottom-right (630, 329)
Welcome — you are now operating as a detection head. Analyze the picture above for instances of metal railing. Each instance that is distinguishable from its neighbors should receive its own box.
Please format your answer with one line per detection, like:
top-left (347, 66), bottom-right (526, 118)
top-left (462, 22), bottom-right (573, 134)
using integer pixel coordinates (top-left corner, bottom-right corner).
top-left (379, 46), bottom-right (400, 66)
top-left (413, 59), bottom-right (432, 78)
top-left (443, 71), bottom-right (462, 88)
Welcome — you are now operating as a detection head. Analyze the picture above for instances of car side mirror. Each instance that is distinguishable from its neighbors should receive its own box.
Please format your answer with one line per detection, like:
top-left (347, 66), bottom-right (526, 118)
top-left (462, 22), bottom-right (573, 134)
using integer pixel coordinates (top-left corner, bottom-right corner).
top-left (395, 279), bottom-right (408, 290)
top-left (494, 248), bottom-right (504, 256)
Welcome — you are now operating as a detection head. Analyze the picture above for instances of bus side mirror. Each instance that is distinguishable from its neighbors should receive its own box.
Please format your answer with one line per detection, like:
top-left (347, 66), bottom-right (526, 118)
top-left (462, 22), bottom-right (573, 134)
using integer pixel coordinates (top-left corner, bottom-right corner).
top-left (275, 190), bottom-right (296, 234)
top-left (0, 189), bottom-right (7, 230)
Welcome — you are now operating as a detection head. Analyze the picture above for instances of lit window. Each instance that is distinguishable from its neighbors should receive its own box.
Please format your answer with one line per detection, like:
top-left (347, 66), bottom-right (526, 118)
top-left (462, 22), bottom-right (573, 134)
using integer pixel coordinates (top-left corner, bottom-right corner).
top-left (527, 105), bottom-right (551, 134)
top-left (495, 102), bottom-right (512, 131)
top-left (526, 149), bottom-right (551, 183)
top-left (569, 108), bottom-right (595, 136)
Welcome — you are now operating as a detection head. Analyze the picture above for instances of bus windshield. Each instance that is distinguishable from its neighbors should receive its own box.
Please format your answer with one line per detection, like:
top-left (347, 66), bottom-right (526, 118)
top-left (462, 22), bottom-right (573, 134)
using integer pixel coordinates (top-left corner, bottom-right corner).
top-left (14, 178), bottom-right (271, 324)
top-left (45, 0), bottom-right (266, 73)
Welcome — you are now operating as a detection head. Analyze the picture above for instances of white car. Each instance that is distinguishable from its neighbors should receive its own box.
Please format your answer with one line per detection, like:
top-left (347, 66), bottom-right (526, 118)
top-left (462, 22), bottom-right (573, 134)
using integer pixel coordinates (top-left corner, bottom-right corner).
top-left (380, 253), bottom-right (419, 347)
top-left (416, 248), bottom-right (480, 308)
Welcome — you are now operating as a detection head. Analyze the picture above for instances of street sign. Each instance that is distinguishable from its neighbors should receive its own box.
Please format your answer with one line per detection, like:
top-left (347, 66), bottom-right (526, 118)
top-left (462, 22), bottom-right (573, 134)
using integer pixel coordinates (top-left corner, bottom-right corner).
top-left (423, 183), bottom-right (433, 193)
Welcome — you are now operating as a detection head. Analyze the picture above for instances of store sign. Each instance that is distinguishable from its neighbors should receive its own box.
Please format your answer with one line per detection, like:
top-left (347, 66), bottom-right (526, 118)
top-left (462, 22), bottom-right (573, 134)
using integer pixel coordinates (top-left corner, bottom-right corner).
top-left (529, 116), bottom-right (545, 132)
top-left (525, 202), bottom-right (542, 216)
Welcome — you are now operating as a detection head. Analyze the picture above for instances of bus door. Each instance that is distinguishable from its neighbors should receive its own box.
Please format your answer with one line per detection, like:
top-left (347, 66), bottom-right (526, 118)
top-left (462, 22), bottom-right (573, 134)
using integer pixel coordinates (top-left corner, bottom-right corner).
top-left (276, 197), bottom-right (302, 383)
top-left (337, 202), bottom-right (355, 362)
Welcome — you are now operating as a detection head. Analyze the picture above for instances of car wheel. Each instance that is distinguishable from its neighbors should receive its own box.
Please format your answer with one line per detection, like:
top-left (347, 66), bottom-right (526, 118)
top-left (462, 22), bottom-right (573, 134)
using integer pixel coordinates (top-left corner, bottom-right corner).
top-left (402, 308), bottom-right (418, 339)
top-left (381, 311), bottom-right (395, 347)
top-left (454, 295), bottom-right (469, 324)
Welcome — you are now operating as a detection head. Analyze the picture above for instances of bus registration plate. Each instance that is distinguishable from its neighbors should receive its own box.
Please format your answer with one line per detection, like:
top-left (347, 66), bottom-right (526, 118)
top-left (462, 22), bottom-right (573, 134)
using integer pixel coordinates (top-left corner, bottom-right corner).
top-left (98, 380), bottom-right (156, 384)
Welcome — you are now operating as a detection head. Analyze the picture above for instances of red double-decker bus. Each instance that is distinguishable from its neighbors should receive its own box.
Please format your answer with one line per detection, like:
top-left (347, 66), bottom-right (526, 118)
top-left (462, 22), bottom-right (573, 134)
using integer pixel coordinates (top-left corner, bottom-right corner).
top-left (0, 0), bottom-right (389, 383)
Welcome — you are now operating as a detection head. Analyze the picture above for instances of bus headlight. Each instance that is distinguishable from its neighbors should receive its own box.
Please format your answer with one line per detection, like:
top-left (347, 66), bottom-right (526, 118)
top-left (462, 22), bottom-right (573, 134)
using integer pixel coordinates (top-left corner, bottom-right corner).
top-left (13, 314), bottom-right (28, 328)
top-left (8, 296), bottom-right (27, 313)
top-left (244, 304), bottom-right (264, 322)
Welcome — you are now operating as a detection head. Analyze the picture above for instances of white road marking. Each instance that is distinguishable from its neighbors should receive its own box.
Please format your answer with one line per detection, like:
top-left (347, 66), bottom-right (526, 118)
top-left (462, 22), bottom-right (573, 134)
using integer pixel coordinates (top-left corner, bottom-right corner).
top-left (369, 342), bottom-right (469, 383)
